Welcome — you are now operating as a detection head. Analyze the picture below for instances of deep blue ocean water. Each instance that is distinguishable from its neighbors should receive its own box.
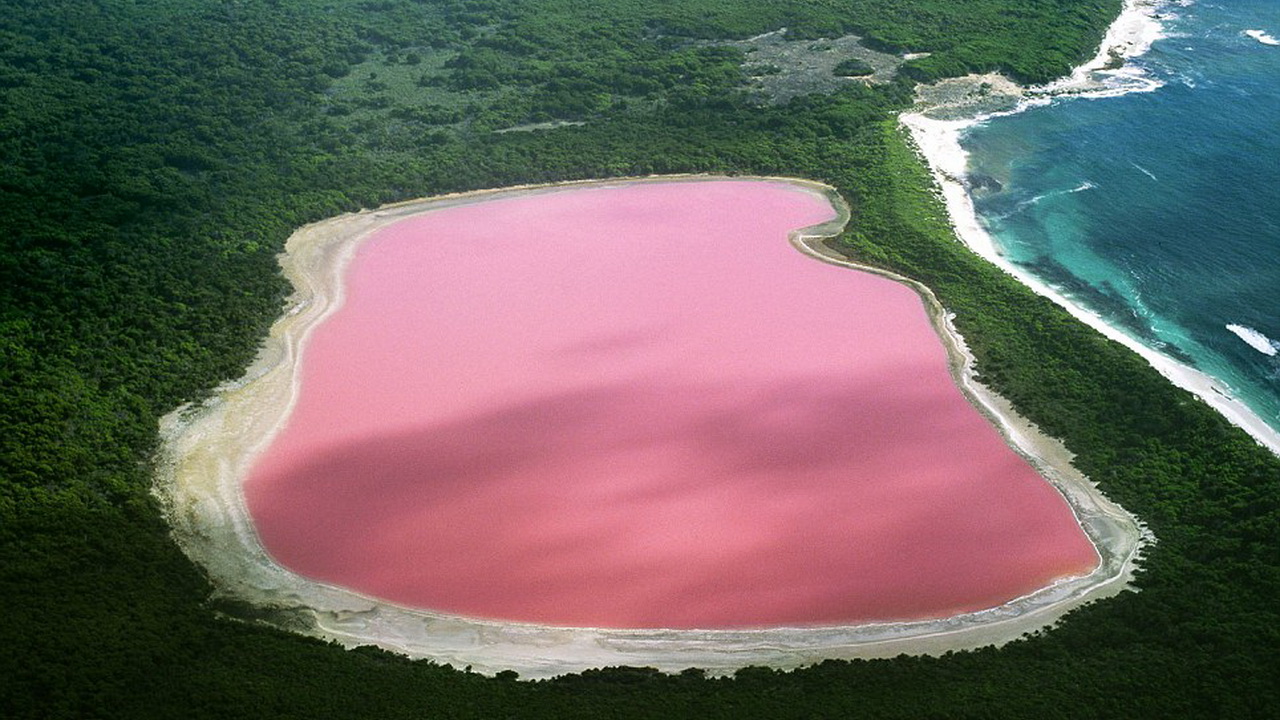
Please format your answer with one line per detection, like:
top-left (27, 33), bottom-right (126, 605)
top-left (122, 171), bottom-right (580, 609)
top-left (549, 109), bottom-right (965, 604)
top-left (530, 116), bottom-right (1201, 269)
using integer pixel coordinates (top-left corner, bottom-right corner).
top-left (962, 0), bottom-right (1280, 436)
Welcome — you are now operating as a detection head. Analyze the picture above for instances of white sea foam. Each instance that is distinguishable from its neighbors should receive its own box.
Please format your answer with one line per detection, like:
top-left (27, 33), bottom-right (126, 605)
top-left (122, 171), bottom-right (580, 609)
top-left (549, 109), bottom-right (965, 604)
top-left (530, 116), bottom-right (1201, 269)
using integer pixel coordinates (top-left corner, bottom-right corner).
top-left (901, 0), bottom-right (1280, 456)
top-left (1032, 0), bottom-right (1169, 99)
top-left (1010, 182), bottom-right (1097, 217)
top-left (1245, 29), bottom-right (1280, 46)
top-left (1227, 324), bottom-right (1280, 356)
top-left (1132, 163), bottom-right (1159, 181)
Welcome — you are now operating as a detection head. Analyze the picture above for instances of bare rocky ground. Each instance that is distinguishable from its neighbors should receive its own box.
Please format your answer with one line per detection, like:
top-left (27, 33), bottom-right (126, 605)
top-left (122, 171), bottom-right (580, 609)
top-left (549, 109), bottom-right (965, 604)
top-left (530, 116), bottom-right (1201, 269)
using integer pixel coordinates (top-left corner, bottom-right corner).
top-left (912, 73), bottom-right (1027, 120)
top-left (713, 30), bottom-right (904, 104)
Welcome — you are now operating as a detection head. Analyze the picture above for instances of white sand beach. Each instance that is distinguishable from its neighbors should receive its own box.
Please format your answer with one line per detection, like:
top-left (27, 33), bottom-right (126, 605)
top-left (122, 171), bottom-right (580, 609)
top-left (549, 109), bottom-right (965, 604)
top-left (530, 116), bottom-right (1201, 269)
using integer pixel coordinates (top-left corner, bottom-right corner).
top-left (900, 0), bottom-right (1280, 457)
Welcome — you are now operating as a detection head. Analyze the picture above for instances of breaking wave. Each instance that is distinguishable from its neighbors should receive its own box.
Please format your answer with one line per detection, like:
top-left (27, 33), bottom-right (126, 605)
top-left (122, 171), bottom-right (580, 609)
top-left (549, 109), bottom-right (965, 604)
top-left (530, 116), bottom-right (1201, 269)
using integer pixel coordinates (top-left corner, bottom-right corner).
top-left (1226, 324), bottom-right (1279, 356)
top-left (1244, 29), bottom-right (1279, 46)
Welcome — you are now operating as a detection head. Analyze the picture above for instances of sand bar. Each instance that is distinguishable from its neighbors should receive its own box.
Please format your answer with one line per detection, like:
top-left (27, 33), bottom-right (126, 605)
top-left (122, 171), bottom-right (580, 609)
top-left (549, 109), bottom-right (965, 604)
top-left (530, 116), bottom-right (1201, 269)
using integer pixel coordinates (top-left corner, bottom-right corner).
top-left (156, 176), bottom-right (1146, 678)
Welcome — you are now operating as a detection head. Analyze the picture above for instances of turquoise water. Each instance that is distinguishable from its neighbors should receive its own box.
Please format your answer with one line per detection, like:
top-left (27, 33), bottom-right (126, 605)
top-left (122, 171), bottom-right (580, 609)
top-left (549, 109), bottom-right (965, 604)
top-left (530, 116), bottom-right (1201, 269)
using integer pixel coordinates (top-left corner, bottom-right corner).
top-left (962, 0), bottom-right (1280, 435)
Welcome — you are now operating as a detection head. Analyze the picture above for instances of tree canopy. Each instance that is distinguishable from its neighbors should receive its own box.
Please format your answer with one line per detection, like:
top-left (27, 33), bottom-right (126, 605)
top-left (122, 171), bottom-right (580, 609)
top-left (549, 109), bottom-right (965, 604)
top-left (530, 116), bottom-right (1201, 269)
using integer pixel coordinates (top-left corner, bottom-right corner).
top-left (4, 1), bottom-right (1278, 718)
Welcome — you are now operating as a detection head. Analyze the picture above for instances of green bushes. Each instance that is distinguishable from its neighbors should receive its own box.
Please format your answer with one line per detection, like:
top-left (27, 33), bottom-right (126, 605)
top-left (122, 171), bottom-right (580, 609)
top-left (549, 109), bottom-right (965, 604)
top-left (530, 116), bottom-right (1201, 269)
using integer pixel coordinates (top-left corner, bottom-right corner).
top-left (6, 1), bottom-right (1278, 718)
top-left (833, 57), bottom-right (875, 76)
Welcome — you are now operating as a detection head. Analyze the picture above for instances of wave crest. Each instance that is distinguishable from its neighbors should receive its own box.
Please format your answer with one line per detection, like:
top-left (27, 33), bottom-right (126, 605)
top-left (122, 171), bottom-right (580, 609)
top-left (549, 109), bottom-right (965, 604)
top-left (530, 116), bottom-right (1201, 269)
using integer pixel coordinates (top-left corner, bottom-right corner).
top-left (1245, 29), bottom-right (1280, 46)
top-left (1226, 324), bottom-right (1279, 356)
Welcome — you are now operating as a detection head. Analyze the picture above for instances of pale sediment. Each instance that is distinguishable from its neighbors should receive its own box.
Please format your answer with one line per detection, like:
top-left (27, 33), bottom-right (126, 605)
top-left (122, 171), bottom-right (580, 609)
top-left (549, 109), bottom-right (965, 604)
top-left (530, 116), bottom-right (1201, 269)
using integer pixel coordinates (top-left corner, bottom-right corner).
top-left (155, 174), bottom-right (1146, 680)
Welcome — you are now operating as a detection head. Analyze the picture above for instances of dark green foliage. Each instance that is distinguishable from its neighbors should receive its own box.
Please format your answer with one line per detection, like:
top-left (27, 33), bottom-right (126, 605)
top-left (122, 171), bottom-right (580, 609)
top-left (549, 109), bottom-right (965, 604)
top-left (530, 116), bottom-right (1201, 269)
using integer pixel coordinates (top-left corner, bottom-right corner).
top-left (833, 57), bottom-right (875, 76)
top-left (4, 0), bottom-right (1279, 718)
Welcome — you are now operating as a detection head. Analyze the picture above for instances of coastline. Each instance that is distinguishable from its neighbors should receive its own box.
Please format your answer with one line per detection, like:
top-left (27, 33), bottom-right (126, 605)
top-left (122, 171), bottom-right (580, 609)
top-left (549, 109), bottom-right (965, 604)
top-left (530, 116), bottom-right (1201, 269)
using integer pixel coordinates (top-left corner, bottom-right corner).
top-left (155, 175), bottom-right (1145, 679)
top-left (900, 0), bottom-right (1280, 456)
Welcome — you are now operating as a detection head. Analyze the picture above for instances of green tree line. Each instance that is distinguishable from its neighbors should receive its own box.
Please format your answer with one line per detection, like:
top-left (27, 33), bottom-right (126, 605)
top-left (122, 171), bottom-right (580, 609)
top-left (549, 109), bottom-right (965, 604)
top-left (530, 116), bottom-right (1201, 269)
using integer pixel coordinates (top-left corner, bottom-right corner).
top-left (5, 0), bottom-right (1278, 717)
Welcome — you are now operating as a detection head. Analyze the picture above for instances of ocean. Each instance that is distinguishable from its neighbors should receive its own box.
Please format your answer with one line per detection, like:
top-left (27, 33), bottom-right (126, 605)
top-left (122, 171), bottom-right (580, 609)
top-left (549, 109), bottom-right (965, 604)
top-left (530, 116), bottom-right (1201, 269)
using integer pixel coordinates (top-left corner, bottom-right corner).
top-left (959, 0), bottom-right (1280, 443)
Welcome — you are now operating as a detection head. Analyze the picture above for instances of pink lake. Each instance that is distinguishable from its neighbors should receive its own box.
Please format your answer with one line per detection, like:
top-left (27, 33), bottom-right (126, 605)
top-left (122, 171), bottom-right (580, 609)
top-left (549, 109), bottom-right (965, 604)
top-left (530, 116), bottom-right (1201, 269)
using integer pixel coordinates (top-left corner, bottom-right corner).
top-left (245, 180), bottom-right (1098, 629)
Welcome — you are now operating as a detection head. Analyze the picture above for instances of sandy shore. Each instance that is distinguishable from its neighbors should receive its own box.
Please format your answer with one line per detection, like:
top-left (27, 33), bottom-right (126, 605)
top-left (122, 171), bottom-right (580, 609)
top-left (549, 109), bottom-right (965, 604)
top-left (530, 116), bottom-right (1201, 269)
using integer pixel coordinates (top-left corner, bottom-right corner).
top-left (900, 0), bottom-right (1280, 457)
top-left (155, 174), bottom-right (1146, 679)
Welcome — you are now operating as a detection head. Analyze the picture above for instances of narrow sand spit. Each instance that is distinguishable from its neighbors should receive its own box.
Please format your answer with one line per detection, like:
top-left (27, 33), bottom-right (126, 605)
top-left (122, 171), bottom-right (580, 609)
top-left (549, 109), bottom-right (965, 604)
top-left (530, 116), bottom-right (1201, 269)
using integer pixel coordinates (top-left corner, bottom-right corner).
top-left (156, 175), bottom-right (1147, 679)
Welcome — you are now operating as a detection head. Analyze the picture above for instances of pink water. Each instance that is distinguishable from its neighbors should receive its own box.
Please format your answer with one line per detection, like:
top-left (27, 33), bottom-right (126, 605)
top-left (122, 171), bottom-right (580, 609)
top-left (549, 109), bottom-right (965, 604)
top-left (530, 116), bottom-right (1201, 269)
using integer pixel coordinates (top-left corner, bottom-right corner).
top-left (245, 180), bottom-right (1098, 629)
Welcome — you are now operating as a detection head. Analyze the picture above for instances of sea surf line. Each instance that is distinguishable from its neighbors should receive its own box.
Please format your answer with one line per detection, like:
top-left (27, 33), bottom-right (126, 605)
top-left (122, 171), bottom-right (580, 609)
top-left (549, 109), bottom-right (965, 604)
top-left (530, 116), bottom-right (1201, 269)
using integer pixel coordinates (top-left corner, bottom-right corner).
top-left (902, 0), bottom-right (1280, 455)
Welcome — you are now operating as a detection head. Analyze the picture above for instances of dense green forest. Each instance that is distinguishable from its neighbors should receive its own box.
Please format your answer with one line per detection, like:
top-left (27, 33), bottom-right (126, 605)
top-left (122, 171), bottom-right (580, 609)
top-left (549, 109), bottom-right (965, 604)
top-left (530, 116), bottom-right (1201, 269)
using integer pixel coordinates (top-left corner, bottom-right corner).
top-left (3, 0), bottom-right (1278, 717)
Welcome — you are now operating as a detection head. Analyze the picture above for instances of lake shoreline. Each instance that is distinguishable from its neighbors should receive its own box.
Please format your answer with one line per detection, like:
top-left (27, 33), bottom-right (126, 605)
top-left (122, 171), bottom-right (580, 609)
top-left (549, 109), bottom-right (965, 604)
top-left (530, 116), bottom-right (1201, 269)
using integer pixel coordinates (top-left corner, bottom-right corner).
top-left (156, 175), bottom-right (1144, 679)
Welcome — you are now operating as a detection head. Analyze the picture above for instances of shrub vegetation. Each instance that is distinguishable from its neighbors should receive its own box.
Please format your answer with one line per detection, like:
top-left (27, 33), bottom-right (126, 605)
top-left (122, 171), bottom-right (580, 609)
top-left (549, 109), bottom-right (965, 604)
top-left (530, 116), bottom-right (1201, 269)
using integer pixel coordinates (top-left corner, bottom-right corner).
top-left (5, 1), bottom-right (1278, 718)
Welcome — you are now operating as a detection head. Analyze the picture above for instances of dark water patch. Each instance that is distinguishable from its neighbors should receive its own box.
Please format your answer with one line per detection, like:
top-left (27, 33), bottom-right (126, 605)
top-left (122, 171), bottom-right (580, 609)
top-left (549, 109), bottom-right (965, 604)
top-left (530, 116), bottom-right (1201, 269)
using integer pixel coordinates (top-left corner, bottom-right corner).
top-left (1015, 255), bottom-right (1198, 368)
